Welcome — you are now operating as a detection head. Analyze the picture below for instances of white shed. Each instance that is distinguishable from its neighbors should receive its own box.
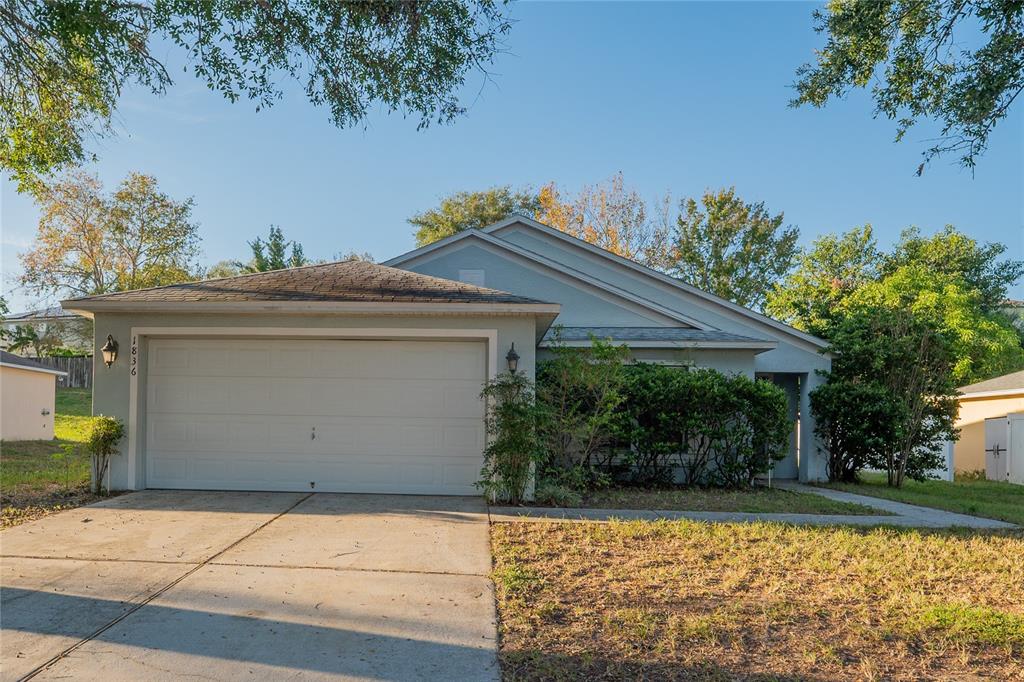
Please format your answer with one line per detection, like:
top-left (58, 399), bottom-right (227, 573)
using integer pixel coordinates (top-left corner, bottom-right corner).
top-left (0, 351), bottom-right (68, 441)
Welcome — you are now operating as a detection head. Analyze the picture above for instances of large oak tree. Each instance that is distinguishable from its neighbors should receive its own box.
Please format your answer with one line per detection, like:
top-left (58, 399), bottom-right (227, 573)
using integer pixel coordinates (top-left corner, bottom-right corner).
top-left (1, 1), bottom-right (511, 191)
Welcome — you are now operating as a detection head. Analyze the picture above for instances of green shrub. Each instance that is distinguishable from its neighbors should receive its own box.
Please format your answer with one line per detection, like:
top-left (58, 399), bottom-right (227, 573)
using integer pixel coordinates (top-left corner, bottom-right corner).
top-left (536, 333), bottom-right (629, 476)
top-left (479, 371), bottom-right (543, 504)
top-left (86, 415), bottom-right (125, 495)
top-left (613, 365), bottom-right (790, 488)
top-left (533, 481), bottom-right (583, 507)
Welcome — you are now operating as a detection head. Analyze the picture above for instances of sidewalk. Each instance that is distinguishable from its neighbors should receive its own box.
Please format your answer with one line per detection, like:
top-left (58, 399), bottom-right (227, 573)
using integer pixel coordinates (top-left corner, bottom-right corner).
top-left (489, 483), bottom-right (1017, 529)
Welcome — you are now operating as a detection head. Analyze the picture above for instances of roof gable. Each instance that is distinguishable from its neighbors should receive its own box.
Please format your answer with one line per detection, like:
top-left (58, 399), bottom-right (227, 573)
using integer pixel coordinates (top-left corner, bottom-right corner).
top-left (481, 217), bottom-right (829, 351)
top-left (384, 229), bottom-right (712, 330)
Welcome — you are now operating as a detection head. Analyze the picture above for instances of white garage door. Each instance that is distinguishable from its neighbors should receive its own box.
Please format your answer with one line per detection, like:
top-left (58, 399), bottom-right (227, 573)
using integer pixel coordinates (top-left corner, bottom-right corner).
top-left (145, 338), bottom-right (487, 494)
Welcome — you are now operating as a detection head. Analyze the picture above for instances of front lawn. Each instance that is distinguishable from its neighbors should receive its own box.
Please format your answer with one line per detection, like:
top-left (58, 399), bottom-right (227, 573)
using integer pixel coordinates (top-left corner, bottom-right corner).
top-left (492, 520), bottom-right (1024, 681)
top-left (825, 473), bottom-right (1024, 526)
top-left (1, 387), bottom-right (100, 528)
top-left (572, 486), bottom-right (882, 515)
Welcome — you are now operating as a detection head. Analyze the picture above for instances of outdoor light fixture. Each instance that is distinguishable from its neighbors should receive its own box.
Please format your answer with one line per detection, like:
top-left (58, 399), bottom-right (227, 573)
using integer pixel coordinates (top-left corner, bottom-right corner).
top-left (100, 334), bottom-right (118, 367)
top-left (506, 342), bottom-right (520, 374)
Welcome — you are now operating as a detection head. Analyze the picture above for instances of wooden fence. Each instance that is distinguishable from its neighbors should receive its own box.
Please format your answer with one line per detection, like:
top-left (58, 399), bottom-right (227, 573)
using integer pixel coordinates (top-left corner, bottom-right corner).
top-left (35, 356), bottom-right (93, 389)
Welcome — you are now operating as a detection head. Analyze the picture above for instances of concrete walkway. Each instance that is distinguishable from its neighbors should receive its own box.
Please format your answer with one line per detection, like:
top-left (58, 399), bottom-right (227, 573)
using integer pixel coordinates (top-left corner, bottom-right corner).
top-left (490, 483), bottom-right (1017, 529)
top-left (1, 491), bottom-right (498, 682)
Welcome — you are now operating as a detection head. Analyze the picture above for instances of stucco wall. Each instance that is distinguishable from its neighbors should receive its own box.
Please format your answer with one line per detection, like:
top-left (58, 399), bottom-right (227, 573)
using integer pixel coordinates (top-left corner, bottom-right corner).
top-left (90, 311), bottom-right (541, 491)
top-left (954, 394), bottom-right (1024, 472)
top-left (1, 366), bottom-right (57, 440)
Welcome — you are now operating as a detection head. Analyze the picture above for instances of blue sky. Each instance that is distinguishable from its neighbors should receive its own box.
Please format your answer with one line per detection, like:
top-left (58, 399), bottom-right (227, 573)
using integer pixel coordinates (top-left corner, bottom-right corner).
top-left (2, 1), bottom-right (1022, 312)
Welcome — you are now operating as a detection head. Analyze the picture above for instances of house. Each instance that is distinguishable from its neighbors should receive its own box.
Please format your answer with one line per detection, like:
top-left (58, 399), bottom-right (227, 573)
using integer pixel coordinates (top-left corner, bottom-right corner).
top-left (61, 217), bottom-right (830, 494)
top-left (953, 370), bottom-right (1024, 473)
top-left (0, 351), bottom-right (67, 440)
top-left (2, 306), bottom-right (93, 357)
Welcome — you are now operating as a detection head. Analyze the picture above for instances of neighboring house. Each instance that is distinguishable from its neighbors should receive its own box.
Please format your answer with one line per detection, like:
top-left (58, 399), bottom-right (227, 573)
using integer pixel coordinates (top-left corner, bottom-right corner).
top-left (0, 351), bottom-right (67, 440)
top-left (61, 217), bottom-right (831, 495)
top-left (1, 306), bottom-right (93, 357)
top-left (953, 370), bottom-right (1024, 473)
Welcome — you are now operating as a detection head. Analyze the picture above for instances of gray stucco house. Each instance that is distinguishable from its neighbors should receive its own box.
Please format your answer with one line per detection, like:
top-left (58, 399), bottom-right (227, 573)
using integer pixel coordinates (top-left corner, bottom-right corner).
top-left (62, 216), bottom-right (830, 495)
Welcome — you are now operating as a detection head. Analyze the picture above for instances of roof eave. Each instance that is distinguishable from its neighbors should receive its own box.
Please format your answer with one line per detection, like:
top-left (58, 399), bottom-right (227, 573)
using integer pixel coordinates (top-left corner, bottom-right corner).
top-left (61, 300), bottom-right (562, 317)
top-left (539, 339), bottom-right (779, 352)
top-left (0, 361), bottom-right (68, 377)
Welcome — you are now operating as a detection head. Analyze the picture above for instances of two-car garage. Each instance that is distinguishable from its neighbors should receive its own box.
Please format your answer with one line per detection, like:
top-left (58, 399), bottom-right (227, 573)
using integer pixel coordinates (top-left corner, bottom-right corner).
top-left (61, 259), bottom-right (557, 495)
top-left (144, 337), bottom-right (489, 495)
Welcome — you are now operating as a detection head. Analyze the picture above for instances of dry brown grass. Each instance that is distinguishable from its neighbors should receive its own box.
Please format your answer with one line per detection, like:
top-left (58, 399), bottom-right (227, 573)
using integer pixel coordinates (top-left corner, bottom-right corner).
top-left (0, 483), bottom-right (106, 529)
top-left (491, 520), bottom-right (1024, 681)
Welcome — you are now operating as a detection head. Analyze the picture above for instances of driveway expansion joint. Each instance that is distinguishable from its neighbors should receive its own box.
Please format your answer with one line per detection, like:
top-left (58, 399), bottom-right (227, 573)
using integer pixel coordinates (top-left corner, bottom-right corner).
top-left (205, 560), bottom-right (488, 577)
top-left (16, 491), bottom-right (315, 681)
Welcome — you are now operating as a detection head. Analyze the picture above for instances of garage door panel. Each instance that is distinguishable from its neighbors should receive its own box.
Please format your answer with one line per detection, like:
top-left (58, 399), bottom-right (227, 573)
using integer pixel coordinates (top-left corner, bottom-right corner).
top-left (145, 338), bottom-right (487, 494)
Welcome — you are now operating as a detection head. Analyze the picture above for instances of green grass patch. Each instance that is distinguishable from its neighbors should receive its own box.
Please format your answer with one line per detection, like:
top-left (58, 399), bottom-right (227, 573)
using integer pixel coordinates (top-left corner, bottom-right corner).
top-left (1, 388), bottom-right (100, 527)
top-left (825, 472), bottom-right (1024, 525)
top-left (573, 486), bottom-right (883, 515)
top-left (491, 520), bottom-right (1024, 681)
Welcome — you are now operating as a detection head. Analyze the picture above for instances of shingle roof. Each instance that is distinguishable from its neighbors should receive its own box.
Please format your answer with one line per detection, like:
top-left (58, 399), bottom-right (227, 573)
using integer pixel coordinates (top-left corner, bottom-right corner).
top-left (958, 370), bottom-right (1024, 395)
top-left (0, 351), bottom-right (66, 375)
top-left (542, 326), bottom-right (773, 344)
top-left (62, 261), bottom-right (551, 306)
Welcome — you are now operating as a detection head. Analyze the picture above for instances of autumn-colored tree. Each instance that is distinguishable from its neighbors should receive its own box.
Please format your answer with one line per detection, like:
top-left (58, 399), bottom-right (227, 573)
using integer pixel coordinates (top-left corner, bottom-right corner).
top-left (657, 188), bottom-right (799, 310)
top-left (20, 171), bottom-right (201, 297)
top-left (536, 172), bottom-right (668, 264)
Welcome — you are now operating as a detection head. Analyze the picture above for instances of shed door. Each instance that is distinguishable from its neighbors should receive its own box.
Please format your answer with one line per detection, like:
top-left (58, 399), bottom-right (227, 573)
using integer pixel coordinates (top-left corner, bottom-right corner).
top-left (145, 338), bottom-right (487, 494)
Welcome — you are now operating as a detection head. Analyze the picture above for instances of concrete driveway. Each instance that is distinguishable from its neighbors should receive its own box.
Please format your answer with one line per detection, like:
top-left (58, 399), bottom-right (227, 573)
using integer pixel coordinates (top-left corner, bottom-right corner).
top-left (1, 491), bottom-right (497, 681)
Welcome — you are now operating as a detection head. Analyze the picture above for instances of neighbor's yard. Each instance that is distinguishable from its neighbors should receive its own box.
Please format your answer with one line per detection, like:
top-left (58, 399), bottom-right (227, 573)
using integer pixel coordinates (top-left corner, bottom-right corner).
top-left (826, 473), bottom-right (1024, 526)
top-left (1, 388), bottom-right (99, 528)
top-left (492, 520), bottom-right (1024, 681)
top-left (572, 486), bottom-right (881, 515)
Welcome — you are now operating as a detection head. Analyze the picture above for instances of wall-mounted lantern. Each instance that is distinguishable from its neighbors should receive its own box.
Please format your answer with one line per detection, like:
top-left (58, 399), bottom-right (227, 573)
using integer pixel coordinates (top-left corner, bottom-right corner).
top-left (100, 335), bottom-right (119, 367)
top-left (506, 342), bottom-right (520, 374)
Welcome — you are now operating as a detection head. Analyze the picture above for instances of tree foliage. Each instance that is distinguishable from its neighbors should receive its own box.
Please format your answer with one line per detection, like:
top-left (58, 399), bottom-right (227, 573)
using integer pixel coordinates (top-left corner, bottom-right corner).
top-left (536, 172), bottom-right (668, 264)
top-left (850, 263), bottom-right (1024, 383)
top-left (882, 225), bottom-right (1024, 313)
top-left (410, 186), bottom-right (539, 246)
top-left (793, 0), bottom-right (1024, 171)
top-left (19, 171), bottom-right (201, 297)
top-left (1, 0), bottom-right (511, 190)
top-left (766, 225), bottom-right (882, 337)
top-left (812, 306), bottom-right (959, 487)
top-left (656, 187), bottom-right (799, 310)
top-left (239, 226), bottom-right (308, 273)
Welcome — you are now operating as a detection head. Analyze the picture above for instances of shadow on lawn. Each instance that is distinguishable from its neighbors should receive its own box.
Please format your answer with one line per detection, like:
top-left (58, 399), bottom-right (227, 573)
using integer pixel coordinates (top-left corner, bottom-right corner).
top-left (501, 650), bottom-right (830, 682)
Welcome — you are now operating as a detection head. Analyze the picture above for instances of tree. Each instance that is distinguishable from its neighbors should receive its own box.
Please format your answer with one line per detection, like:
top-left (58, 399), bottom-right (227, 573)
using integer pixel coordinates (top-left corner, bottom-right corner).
top-left (765, 225), bottom-right (882, 336)
top-left (1, 1), bottom-right (512, 191)
top-left (850, 263), bottom-right (1024, 384)
top-left (814, 306), bottom-right (959, 487)
top-left (20, 171), bottom-right (201, 297)
top-left (883, 225), bottom-right (1024, 313)
top-left (335, 250), bottom-right (375, 263)
top-left (792, 0), bottom-right (1024, 171)
top-left (409, 186), bottom-right (539, 246)
top-left (536, 172), bottom-right (668, 264)
top-left (205, 260), bottom-right (244, 280)
top-left (656, 187), bottom-right (799, 310)
top-left (239, 226), bottom-right (308, 273)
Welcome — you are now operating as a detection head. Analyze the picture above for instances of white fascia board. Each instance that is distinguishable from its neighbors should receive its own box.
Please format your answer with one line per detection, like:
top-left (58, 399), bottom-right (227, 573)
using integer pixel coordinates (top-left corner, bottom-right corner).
top-left (539, 339), bottom-right (778, 351)
top-left (61, 300), bottom-right (561, 316)
top-left (385, 230), bottom-right (712, 330)
top-left (0, 362), bottom-right (68, 377)
top-left (482, 218), bottom-right (830, 352)
top-left (959, 388), bottom-right (1024, 400)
